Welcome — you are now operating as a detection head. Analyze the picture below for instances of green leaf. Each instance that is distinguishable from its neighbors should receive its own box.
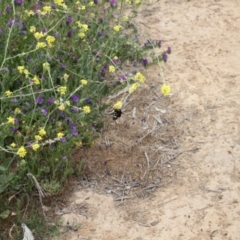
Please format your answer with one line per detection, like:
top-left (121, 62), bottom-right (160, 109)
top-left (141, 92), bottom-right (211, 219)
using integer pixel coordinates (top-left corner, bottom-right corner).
top-left (0, 210), bottom-right (10, 219)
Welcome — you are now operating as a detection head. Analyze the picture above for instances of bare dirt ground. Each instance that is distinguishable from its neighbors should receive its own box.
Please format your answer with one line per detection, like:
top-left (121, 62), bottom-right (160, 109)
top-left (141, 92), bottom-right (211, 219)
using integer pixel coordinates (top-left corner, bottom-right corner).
top-left (53, 0), bottom-right (240, 239)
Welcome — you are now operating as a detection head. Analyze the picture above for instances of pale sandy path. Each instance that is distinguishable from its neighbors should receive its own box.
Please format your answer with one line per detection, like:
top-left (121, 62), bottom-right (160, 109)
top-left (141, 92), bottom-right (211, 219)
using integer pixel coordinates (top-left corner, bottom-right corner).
top-left (55, 1), bottom-right (240, 239)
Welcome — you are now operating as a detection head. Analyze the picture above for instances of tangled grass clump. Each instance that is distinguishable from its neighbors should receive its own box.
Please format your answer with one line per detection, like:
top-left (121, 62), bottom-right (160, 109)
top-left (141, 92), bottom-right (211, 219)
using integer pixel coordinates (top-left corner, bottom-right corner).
top-left (0, 0), bottom-right (171, 238)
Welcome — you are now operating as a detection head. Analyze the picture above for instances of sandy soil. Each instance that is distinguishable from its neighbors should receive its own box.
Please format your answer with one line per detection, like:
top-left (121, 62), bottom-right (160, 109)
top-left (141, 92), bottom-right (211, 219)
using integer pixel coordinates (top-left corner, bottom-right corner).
top-left (52, 0), bottom-right (240, 239)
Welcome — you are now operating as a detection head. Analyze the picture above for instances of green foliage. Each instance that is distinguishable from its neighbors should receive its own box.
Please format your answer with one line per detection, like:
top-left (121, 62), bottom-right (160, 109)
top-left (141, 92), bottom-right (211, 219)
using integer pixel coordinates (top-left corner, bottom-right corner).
top-left (0, 0), bottom-right (170, 238)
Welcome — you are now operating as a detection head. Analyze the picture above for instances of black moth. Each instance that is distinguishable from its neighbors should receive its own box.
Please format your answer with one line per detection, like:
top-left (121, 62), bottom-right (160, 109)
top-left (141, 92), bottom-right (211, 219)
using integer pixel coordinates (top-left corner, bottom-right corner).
top-left (113, 109), bottom-right (122, 120)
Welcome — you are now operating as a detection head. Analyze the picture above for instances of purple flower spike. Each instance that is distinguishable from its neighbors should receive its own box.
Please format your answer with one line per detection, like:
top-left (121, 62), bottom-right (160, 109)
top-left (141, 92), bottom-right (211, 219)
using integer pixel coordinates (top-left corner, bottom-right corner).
top-left (67, 30), bottom-right (73, 37)
top-left (66, 15), bottom-right (73, 25)
top-left (167, 47), bottom-right (172, 54)
top-left (118, 75), bottom-right (126, 81)
top-left (60, 137), bottom-right (66, 142)
top-left (8, 19), bottom-right (14, 27)
top-left (47, 97), bottom-right (54, 105)
top-left (71, 94), bottom-right (79, 103)
top-left (15, 0), bottom-right (23, 5)
top-left (110, 0), bottom-right (117, 7)
top-left (40, 108), bottom-right (48, 116)
top-left (142, 58), bottom-right (148, 66)
top-left (6, 7), bottom-right (12, 13)
top-left (163, 53), bottom-right (168, 62)
top-left (157, 40), bottom-right (162, 48)
top-left (85, 98), bottom-right (92, 104)
top-left (36, 96), bottom-right (44, 104)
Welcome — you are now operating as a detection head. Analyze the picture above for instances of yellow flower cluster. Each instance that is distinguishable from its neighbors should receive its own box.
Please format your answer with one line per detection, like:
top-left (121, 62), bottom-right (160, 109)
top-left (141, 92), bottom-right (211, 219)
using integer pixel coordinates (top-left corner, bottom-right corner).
top-left (77, 22), bottom-right (89, 39)
top-left (161, 84), bottom-right (171, 96)
top-left (113, 25), bottom-right (122, 32)
top-left (32, 143), bottom-right (40, 151)
top-left (113, 101), bottom-right (123, 110)
top-left (134, 72), bottom-right (146, 83)
top-left (10, 143), bottom-right (16, 148)
top-left (109, 65), bottom-right (115, 73)
top-left (63, 74), bottom-right (69, 81)
top-left (39, 128), bottom-right (47, 136)
top-left (5, 90), bottom-right (12, 97)
top-left (129, 82), bottom-right (140, 93)
top-left (54, 0), bottom-right (65, 6)
top-left (32, 76), bottom-right (40, 85)
top-left (83, 106), bottom-right (91, 114)
top-left (42, 6), bottom-right (51, 14)
top-left (80, 79), bottom-right (88, 85)
top-left (25, 10), bottom-right (34, 17)
top-left (55, 100), bottom-right (70, 111)
top-left (17, 66), bottom-right (24, 73)
top-left (57, 86), bottom-right (67, 95)
top-left (34, 31), bottom-right (45, 40)
top-left (46, 35), bottom-right (56, 48)
top-left (7, 117), bottom-right (15, 124)
top-left (57, 132), bottom-right (64, 139)
top-left (29, 26), bottom-right (36, 33)
top-left (43, 62), bottom-right (50, 70)
top-left (14, 108), bottom-right (21, 114)
top-left (36, 42), bottom-right (47, 49)
top-left (17, 146), bottom-right (27, 158)
top-left (35, 135), bottom-right (43, 141)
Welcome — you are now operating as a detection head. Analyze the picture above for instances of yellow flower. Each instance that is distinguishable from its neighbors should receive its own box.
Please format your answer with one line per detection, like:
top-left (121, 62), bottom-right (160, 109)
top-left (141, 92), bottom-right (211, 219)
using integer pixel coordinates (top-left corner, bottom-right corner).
top-left (17, 146), bottom-right (27, 158)
top-left (25, 10), bottom-right (34, 17)
top-left (5, 90), bottom-right (12, 97)
top-left (57, 86), bottom-right (67, 95)
top-left (78, 32), bottom-right (85, 39)
top-left (80, 79), bottom-right (88, 85)
top-left (126, 0), bottom-right (132, 3)
top-left (43, 6), bottom-right (51, 14)
top-left (63, 73), bottom-right (69, 81)
top-left (54, 0), bottom-right (64, 6)
top-left (7, 117), bottom-right (15, 124)
top-left (32, 143), bottom-right (40, 151)
top-left (113, 101), bottom-right (123, 110)
top-left (135, 0), bottom-right (141, 3)
top-left (161, 84), bottom-right (171, 96)
top-left (36, 42), bottom-right (47, 49)
top-left (129, 82), bottom-right (140, 93)
top-left (123, 16), bottom-right (129, 22)
top-left (32, 76), bottom-right (40, 85)
top-left (10, 143), bottom-right (16, 148)
top-left (81, 24), bottom-right (88, 32)
top-left (57, 132), bottom-right (64, 139)
top-left (79, 5), bottom-right (86, 10)
top-left (54, 100), bottom-right (60, 105)
top-left (109, 65), bottom-right (115, 73)
top-left (58, 104), bottom-right (65, 111)
top-left (83, 106), bottom-right (91, 114)
top-left (113, 25), bottom-right (122, 32)
top-left (35, 135), bottom-right (43, 141)
top-left (89, 1), bottom-right (94, 6)
top-left (43, 62), bottom-right (50, 70)
top-left (34, 31), bottom-right (45, 40)
top-left (66, 100), bottom-right (70, 106)
top-left (46, 35), bottom-right (55, 48)
top-left (29, 26), bottom-right (36, 33)
top-left (14, 108), bottom-right (21, 114)
top-left (134, 72), bottom-right (146, 83)
top-left (39, 128), bottom-right (46, 136)
top-left (17, 66), bottom-right (25, 74)
top-left (23, 69), bottom-right (29, 78)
